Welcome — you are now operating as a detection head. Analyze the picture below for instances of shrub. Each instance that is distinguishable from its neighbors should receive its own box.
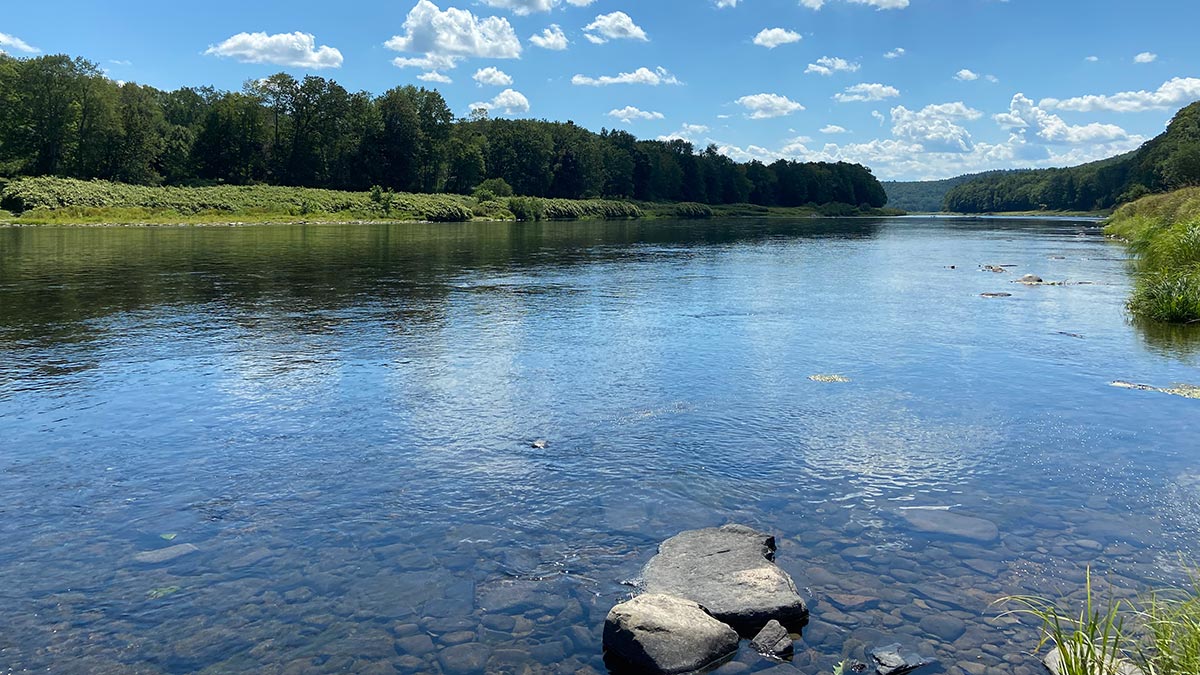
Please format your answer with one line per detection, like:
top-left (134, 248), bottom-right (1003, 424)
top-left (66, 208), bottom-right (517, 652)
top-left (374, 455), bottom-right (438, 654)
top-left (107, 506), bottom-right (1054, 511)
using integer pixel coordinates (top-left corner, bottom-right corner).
top-left (507, 196), bottom-right (545, 222)
top-left (673, 202), bottom-right (713, 219)
top-left (473, 178), bottom-right (514, 201)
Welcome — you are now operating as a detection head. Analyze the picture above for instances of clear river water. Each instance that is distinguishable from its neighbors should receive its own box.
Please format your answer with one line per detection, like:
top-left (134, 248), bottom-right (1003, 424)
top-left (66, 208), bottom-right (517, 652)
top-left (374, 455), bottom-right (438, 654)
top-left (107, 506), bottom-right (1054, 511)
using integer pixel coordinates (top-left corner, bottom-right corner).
top-left (1, 217), bottom-right (1198, 675)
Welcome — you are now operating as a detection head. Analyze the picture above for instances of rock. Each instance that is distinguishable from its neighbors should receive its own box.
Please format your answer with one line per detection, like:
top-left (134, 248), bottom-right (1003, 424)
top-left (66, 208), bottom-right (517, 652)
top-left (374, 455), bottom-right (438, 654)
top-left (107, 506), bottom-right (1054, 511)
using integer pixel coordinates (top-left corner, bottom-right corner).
top-left (919, 615), bottom-right (965, 642)
top-left (603, 593), bottom-right (739, 675)
top-left (871, 644), bottom-right (932, 675)
top-left (827, 594), bottom-right (880, 612)
top-left (1018, 274), bottom-right (1044, 284)
top-left (980, 292), bottom-right (1012, 298)
top-left (751, 620), bottom-right (794, 659)
top-left (134, 543), bottom-right (199, 564)
top-left (437, 643), bottom-right (490, 675)
top-left (1044, 646), bottom-right (1143, 675)
top-left (641, 524), bottom-right (809, 632)
top-left (531, 439), bottom-right (549, 450)
top-left (899, 509), bottom-right (999, 542)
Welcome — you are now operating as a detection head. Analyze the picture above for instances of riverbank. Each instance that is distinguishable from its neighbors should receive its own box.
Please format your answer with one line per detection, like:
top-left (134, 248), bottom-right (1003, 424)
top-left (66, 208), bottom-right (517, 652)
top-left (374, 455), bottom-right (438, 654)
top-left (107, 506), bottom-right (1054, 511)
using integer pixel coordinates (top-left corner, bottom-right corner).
top-left (0, 177), bottom-right (903, 226)
top-left (1105, 187), bottom-right (1200, 323)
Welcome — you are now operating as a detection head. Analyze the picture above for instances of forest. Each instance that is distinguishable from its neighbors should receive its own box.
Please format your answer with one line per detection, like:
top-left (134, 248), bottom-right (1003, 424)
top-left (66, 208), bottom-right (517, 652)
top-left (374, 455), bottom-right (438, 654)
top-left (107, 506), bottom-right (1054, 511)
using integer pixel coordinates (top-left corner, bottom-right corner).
top-left (0, 53), bottom-right (887, 210)
top-left (943, 101), bottom-right (1200, 213)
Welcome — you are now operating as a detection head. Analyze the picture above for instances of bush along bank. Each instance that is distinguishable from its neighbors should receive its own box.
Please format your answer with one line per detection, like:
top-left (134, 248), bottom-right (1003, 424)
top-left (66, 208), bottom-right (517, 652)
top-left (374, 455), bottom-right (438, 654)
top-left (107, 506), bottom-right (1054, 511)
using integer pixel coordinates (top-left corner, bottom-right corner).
top-left (1106, 187), bottom-right (1200, 324)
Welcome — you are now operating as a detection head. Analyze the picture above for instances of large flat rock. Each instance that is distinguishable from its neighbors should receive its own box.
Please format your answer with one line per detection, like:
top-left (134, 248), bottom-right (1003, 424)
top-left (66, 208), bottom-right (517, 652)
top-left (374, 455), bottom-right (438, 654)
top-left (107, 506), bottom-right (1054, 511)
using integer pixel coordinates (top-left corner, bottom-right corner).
top-left (899, 508), bottom-right (998, 542)
top-left (640, 524), bottom-right (809, 632)
top-left (603, 593), bottom-right (739, 675)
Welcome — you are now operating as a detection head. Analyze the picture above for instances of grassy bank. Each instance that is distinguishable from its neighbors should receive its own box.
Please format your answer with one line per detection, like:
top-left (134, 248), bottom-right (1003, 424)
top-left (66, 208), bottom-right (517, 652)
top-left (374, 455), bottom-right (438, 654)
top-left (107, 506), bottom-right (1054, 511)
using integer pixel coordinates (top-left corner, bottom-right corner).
top-left (1106, 187), bottom-right (1200, 324)
top-left (0, 177), bottom-right (902, 227)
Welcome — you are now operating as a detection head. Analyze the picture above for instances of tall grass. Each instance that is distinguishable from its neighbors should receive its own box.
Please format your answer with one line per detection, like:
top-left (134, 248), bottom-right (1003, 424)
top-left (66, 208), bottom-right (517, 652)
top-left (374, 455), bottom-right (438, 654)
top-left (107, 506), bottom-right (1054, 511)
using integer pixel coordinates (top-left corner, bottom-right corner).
top-left (1107, 188), bottom-right (1200, 323)
top-left (1133, 572), bottom-right (1200, 675)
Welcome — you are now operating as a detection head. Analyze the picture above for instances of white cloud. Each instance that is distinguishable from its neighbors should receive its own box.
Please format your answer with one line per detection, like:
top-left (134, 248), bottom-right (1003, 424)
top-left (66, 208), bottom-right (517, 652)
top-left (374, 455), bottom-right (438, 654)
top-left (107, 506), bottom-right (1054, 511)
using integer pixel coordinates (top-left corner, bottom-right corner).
top-left (1134, 52), bottom-right (1158, 64)
top-left (478, 0), bottom-right (596, 15)
top-left (658, 123), bottom-right (710, 142)
top-left (806, 56), bottom-right (860, 76)
top-left (800, 0), bottom-right (910, 9)
top-left (996, 93), bottom-right (1130, 145)
top-left (385, 0), bottom-right (522, 72)
top-left (821, 124), bottom-right (849, 134)
top-left (469, 88), bottom-right (530, 115)
top-left (583, 11), bottom-right (648, 43)
top-left (1085, 55), bottom-right (1099, 62)
top-left (884, 47), bottom-right (905, 59)
top-left (955, 69), bottom-right (979, 81)
top-left (571, 66), bottom-right (680, 86)
top-left (736, 93), bottom-right (805, 119)
top-left (204, 32), bottom-right (343, 69)
top-left (753, 28), bottom-right (801, 49)
top-left (834, 83), bottom-right (900, 102)
top-left (890, 102), bottom-right (982, 152)
top-left (607, 106), bottom-right (665, 123)
top-left (418, 71), bottom-right (453, 83)
top-left (0, 32), bottom-right (39, 54)
top-left (715, 0), bottom-right (740, 6)
top-left (473, 66), bottom-right (513, 86)
top-left (1040, 77), bottom-right (1200, 113)
top-left (529, 24), bottom-right (568, 50)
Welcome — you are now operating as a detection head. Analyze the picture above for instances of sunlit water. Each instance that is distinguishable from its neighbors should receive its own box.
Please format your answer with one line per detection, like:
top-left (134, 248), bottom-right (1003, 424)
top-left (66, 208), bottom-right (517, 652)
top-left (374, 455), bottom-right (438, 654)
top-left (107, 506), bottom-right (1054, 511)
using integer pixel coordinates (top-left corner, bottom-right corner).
top-left (1, 218), bottom-right (1198, 675)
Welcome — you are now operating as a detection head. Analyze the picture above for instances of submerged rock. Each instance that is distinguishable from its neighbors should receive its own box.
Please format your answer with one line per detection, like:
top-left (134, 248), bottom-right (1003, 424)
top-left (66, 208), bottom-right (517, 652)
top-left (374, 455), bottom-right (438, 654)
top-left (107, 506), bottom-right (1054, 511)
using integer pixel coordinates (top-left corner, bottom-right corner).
top-left (134, 543), bottom-right (199, 564)
top-left (810, 374), bottom-right (851, 383)
top-left (641, 524), bottom-right (809, 632)
top-left (603, 593), bottom-right (739, 675)
top-left (899, 508), bottom-right (998, 542)
top-left (1044, 646), bottom-right (1143, 675)
top-left (1111, 380), bottom-right (1200, 399)
top-left (750, 620), bottom-right (794, 659)
top-left (871, 643), bottom-right (932, 675)
top-left (1017, 274), bottom-right (1044, 284)
top-left (980, 292), bottom-right (1012, 298)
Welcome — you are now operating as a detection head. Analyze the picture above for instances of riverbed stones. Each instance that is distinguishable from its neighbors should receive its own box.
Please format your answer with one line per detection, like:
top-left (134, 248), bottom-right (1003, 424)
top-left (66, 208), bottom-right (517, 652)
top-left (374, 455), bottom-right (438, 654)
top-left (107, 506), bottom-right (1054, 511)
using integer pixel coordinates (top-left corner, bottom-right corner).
top-left (871, 643), bottom-right (932, 675)
top-left (1043, 646), bottom-right (1144, 675)
top-left (133, 543), bottom-right (199, 564)
top-left (918, 614), bottom-right (965, 642)
top-left (750, 620), bottom-right (794, 659)
top-left (603, 593), bottom-right (739, 674)
top-left (641, 524), bottom-right (809, 632)
top-left (899, 508), bottom-right (998, 542)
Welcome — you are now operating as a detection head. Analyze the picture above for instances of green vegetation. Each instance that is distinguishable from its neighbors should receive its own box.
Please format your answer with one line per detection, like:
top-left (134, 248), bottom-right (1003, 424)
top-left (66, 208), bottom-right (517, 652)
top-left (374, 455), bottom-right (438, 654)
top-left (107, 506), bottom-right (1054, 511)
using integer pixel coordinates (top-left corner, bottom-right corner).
top-left (944, 101), bottom-right (1200, 213)
top-left (1106, 187), bottom-right (1200, 323)
top-left (0, 52), bottom-right (888, 212)
top-left (997, 567), bottom-right (1200, 675)
top-left (883, 171), bottom-right (1012, 213)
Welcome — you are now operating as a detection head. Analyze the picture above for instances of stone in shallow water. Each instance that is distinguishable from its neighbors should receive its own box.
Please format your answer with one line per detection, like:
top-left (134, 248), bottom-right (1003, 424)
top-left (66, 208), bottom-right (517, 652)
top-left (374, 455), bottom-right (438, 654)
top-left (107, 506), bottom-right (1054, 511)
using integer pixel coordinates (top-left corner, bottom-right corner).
top-left (603, 593), bottom-right (739, 675)
top-left (641, 524), bottom-right (809, 632)
top-left (133, 543), bottom-right (198, 564)
top-left (437, 642), bottom-right (491, 675)
top-left (871, 643), bottom-right (932, 675)
top-left (751, 620), bottom-right (794, 659)
top-left (1044, 646), bottom-right (1143, 675)
top-left (918, 615), bottom-right (965, 642)
top-left (899, 508), bottom-right (998, 542)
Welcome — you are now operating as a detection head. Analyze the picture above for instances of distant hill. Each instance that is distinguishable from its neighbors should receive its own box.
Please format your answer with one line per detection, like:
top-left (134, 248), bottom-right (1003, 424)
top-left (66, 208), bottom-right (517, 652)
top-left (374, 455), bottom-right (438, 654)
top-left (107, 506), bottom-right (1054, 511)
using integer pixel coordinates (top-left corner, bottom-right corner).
top-left (883, 171), bottom-right (1016, 213)
top-left (942, 101), bottom-right (1200, 213)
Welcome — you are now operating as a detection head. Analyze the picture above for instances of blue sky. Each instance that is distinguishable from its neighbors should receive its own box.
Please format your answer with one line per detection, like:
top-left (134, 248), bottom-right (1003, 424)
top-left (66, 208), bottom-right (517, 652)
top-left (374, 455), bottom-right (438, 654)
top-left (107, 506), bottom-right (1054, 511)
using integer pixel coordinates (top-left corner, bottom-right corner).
top-left (2, 0), bottom-right (1198, 180)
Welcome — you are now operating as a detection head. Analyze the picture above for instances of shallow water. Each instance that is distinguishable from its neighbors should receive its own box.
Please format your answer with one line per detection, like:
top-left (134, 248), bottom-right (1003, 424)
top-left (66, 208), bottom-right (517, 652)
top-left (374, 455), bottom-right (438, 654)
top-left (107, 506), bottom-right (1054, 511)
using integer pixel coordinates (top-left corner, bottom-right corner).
top-left (1, 218), bottom-right (1198, 675)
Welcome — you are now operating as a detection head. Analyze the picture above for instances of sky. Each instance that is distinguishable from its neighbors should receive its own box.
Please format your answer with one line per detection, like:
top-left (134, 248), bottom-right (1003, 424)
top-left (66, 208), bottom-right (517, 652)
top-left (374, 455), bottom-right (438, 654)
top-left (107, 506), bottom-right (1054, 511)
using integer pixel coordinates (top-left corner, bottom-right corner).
top-left (2, 0), bottom-right (1199, 181)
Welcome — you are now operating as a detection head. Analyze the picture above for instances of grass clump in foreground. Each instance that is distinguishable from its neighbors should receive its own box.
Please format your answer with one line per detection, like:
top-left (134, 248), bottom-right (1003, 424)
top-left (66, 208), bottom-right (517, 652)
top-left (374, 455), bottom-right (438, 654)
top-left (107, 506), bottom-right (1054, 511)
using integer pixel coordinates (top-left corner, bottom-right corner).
top-left (1106, 187), bottom-right (1200, 323)
top-left (996, 567), bottom-right (1200, 675)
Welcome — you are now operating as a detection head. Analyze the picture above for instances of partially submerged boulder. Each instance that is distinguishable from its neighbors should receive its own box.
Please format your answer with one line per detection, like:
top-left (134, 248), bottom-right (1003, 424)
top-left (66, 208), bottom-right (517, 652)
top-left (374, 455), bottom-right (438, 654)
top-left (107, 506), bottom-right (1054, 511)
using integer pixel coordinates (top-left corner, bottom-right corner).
top-left (641, 524), bottom-right (809, 632)
top-left (872, 643), bottom-right (932, 675)
top-left (603, 593), bottom-right (739, 675)
top-left (750, 620), bottom-right (794, 659)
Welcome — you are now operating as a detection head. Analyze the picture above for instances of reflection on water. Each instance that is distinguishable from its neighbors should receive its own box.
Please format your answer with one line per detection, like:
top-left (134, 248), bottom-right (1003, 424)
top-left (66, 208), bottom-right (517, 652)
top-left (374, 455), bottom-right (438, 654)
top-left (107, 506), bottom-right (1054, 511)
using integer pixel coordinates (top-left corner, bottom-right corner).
top-left (1, 218), bottom-right (1199, 675)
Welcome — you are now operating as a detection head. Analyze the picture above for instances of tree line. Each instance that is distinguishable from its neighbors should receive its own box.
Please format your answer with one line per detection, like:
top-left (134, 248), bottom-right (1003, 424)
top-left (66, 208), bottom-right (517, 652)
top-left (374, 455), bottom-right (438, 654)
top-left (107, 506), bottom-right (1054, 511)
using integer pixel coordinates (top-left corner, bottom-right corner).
top-left (0, 53), bottom-right (888, 208)
top-left (943, 101), bottom-right (1200, 213)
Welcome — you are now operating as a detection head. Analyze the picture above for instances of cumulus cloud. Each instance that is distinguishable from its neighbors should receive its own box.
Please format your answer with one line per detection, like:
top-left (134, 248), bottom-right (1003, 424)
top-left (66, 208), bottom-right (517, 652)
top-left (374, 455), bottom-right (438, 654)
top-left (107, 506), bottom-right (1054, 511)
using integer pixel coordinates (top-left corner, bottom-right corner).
top-left (736, 93), bottom-right (805, 119)
top-left (1085, 55), bottom-right (1099, 62)
top-left (469, 88), bottom-right (530, 115)
top-left (1134, 52), bottom-right (1157, 64)
top-left (473, 66), bottom-right (513, 86)
top-left (884, 47), bottom-right (905, 59)
top-left (1040, 77), bottom-right (1200, 113)
top-left (800, 0), bottom-right (910, 9)
top-left (753, 28), bottom-right (801, 48)
top-left (571, 66), bottom-right (680, 86)
top-left (805, 56), bottom-right (860, 76)
top-left (996, 93), bottom-right (1130, 144)
top-left (386, 0), bottom-right (521, 74)
top-left (658, 123), bottom-right (710, 142)
top-left (834, 83), bottom-right (900, 102)
top-left (529, 24), bottom-right (568, 50)
top-left (479, 0), bottom-right (596, 15)
top-left (419, 71), bottom-right (453, 83)
top-left (890, 102), bottom-right (982, 152)
top-left (821, 124), bottom-right (849, 134)
top-left (205, 32), bottom-right (343, 69)
top-left (955, 69), bottom-right (979, 81)
top-left (607, 106), bottom-right (665, 123)
top-left (715, 0), bottom-right (740, 6)
top-left (583, 11), bottom-right (648, 43)
top-left (0, 32), bottom-right (39, 54)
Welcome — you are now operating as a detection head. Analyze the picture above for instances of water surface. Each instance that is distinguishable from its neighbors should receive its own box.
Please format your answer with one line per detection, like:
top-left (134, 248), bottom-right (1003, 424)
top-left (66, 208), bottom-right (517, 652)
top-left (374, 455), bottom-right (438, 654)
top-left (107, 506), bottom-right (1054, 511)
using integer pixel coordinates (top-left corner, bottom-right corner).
top-left (1, 218), bottom-right (1198, 675)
